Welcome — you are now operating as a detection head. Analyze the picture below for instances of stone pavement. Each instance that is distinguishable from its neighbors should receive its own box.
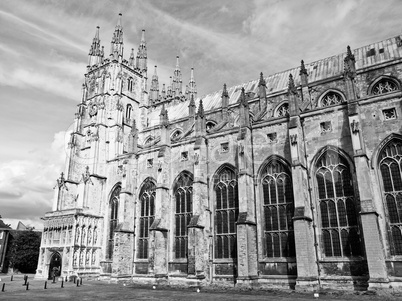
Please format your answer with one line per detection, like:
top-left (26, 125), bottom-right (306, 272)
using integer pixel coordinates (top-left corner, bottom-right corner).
top-left (0, 274), bottom-right (399, 301)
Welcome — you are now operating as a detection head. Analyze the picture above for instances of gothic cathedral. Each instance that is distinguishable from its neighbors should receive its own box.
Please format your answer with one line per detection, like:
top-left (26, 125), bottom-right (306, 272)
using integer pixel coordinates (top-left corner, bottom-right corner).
top-left (35, 14), bottom-right (402, 291)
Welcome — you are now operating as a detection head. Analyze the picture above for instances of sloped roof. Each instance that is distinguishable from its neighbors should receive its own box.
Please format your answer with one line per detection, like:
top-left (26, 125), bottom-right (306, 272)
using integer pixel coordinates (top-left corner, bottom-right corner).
top-left (147, 35), bottom-right (402, 126)
top-left (0, 219), bottom-right (11, 230)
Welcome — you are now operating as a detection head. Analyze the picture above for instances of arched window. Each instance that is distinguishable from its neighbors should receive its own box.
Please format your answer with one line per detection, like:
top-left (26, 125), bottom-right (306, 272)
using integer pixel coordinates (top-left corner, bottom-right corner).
top-left (128, 78), bottom-right (133, 92)
top-left (371, 78), bottom-right (398, 95)
top-left (275, 103), bottom-right (289, 117)
top-left (214, 166), bottom-right (239, 259)
top-left (126, 104), bottom-right (132, 120)
top-left (144, 137), bottom-right (154, 145)
top-left (320, 91), bottom-right (344, 107)
top-left (173, 172), bottom-right (193, 258)
top-left (261, 159), bottom-right (295, 258)
top-left (206, 121), bottom-right (217, 131)
top-left (378, 139), bottom-right (402, 255)
top-left (107, 185), bottom-right (120, 259)
top-left (315, 149), bottom-right (362, 257)
top-left (138, 178), bottom-right (156, 259)
top-left (171, 129), bottom-right (182, 141)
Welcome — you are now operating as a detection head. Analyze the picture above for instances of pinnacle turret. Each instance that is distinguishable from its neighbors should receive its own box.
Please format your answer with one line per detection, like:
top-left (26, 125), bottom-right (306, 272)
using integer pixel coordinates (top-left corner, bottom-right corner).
top-left (136, 30), bottom-right (147, 74)
top-left (300, 60), bottom-right (309, 86)
top-left (187, 67), bottom-right (197, 101)
top-left (258, 72), bottom-right (267, 101)
top-left (150, 65), bottom-right (159, 103)
top-left (344, 45), bottom-right (356, 79)
top-left (88, 26), bottom-right (102, 66)
top-left (222, 83), bottom-right (229, 108)
top-left (288, 74), bottom-right (297, 95)
top-left (197, 99), bottom-right (205, 118)
top-left (160, 103), bottom-right (169, 127)
top-left (172, 56), bottom-right (182, 96)
top-left (110, 13), bottom-right (124, 61)
top-left (129, 48), bottom-right (135, 68)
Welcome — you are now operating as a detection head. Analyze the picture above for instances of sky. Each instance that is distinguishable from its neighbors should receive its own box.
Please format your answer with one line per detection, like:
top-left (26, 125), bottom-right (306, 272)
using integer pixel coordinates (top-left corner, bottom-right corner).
top-left (0, 0), bottom-right (401, 229)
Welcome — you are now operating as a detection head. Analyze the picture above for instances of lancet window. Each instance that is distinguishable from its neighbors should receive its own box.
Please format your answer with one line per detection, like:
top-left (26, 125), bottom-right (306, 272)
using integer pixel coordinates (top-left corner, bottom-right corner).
top-left (138, 178), bottom-right (156, 259)
top-left (107, 185), bottom-right (120, 259)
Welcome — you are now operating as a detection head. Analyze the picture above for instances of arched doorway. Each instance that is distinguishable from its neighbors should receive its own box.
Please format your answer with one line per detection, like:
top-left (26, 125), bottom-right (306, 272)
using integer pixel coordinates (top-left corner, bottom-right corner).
top-left (48, 252), bottom-right (62, 280)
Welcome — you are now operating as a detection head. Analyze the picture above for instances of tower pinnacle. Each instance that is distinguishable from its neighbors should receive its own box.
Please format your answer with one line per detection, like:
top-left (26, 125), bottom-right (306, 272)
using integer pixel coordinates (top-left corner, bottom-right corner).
top-left (136, 30), bottom-right (147, 75)
top-left (172, 56), bottom-right (182, 96)
top-left (110, 13), bottom-right (124, 61)
top-left (88, 26), bottom-right (102, 66)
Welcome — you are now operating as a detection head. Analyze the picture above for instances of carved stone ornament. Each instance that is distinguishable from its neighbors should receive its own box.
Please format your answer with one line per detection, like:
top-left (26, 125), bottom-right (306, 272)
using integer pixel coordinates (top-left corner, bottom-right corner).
top-left (82, 166), bottom-right (93, 185)
top-left (194, 153), bottom-right (199, 165)
top-left (88, 102), bottom-right (98, 117)
top-left (54, 172), bottom-right (68, 190)
top-left (290, 134), bottom-right (298, 145)
top-left (351, 119), bottom-right (359, 134)
top-left (238, 143), bottom-right (245, 156)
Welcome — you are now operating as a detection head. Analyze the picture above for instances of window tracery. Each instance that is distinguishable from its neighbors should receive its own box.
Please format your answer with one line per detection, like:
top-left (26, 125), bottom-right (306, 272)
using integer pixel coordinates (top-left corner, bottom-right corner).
top-left (173, 173), bottom-right (193, 258)
top-left (214, 166), bottom-right (238, 259)
top-left (321, 91), bottom-right (343, 107)
top-left (275, 103), bottom-right (289, 117)
top-left (372, 78), bottom-right (398, 95)
top-left (138, 178), bottom-right (156, 259)
top-left (315, 150), bottom-right (362, 257)
top-left (107, 185), bottom-right (120, 259)
top-left (261, 160), bottom-right (295, 258)
top-left (379, 139), bottom-right (402, 255)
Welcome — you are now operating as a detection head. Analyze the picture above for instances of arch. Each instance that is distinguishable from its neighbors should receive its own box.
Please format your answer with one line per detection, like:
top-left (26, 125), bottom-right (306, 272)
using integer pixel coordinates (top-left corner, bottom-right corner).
top-left (376, 136), bottom-right (402, 255)
top-left (310, 145), bottom-right (355, 175)
top-left (173, 171), bottom-right (194, 259)
top-left (144, 136), bottom-right (155, 145)
top-left (137, 177), bottom-right (156, 259)
top-left (126, 104), bottom-right (133, 120)
top-left (48, 252), bottom-right (62, 280)
top-left (273, 101), bottom-right (289, 117)
top-left (206, 120), bottom-right (217, 131)
top-left (371, 133), bottom-right (402, 169)
top-left (170, 128), bottom-right (183, 141)
top-left (259, 156), bottom-right (295, 258)
top-left (368, 75), bottom-right (401, 95)
top-left (313, 148), bottom-right (362, 257)
top-left (317, 89), bottom-right (346, 107)
top-left (213, 164), bottom-right (238, 260)
top-left (107, 184), bottom-right (121, 259)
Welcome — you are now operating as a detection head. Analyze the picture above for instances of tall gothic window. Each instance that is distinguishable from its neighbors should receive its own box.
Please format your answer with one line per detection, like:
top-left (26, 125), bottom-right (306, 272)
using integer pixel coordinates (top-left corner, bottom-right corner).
top-left (126, 104), bottom-right (132, 120)
top-left (320, 91), bottom-right (343, 107)
top-left (275, 103), bottom-right (289, 117)
top-left (174, 172), bottom-right (193, 258)
top-left (215, 166), bottom-right (239, 259)
top-left (371, 78), bottom-right (398, 95)
top-left (138, 178), bottom-right (156, 259)
top-left (315, 149), bottom-right (362, 257)
top-left (107, 185), bottom-right (120, 259)
top-left (261, 159), bottom-right (295, 258)
top-left (378, 139), bottom-right (402, 255)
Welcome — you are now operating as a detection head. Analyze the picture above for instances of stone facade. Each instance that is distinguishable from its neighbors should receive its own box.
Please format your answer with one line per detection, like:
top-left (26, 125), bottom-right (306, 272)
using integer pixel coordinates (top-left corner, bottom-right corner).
top-left (36, 15), bottom-right (402, 291)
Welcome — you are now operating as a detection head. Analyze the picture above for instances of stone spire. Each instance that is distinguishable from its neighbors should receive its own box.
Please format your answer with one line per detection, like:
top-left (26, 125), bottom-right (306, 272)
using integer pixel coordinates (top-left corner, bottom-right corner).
top-left (288, 74), bottom-right (299, 116)
top-left (136, 30), bottom-right (147, 74)
top-left (172, 56), bottom-right (182, 96)
top-left (344, 45), bottom-right (356, 79)
top-left (160, 103), bottom-right (169, 127)
top-left (167, 76), bottom-right (173, 97)
top-left (88, 26), bottom-right (102, 66)
top-left (257, 72), bottom-right (267, 102)
top-left (189, 94), bottom-right (196, 117)
top-left (150, 65), bottom-right (159, 103)
top-left (129, 48), bottom-right (135, 68)
top-left (222, 83), bottom-right (229, 108)
top-left (188, 67), bottom-right (197, 101)
top-left (110, 13), bottom-right (124, 61)
top-left (300, 60), bottom-right (309, 86)
top-left (195, 99), bottom-right (206, 136)
top-left (197, 99), bottom-right (204, 118)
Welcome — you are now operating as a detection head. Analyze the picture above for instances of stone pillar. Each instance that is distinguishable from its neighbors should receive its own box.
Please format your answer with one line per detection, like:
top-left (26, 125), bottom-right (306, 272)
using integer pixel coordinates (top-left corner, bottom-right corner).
top-left (188, 136), bottom-right (209, 280)
top-left (289, 117), bottom-right (319, 290)
top-left (236, 127), bottom-right (258, 286)
top-left (348, 105), bottom-right (389, 289)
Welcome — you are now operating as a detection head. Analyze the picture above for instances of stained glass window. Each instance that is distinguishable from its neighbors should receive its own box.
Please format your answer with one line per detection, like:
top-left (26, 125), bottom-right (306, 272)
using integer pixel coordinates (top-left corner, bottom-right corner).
top-left (321, 91), bottom-right (343, 107)
top-left (174, 173), bottom-right (193, 258)
top-left (315, 150), bottom-right (362, 257)
top-left (379, 139), bottom-right (402, 255)
top-left (261, 160), bottom-right (295, 257)
top-left (372, 79), bottom-right (398, 95)
top-left (276, 103), bottom-right (289, 117)
top-left (138, 178), bottom-right (156, 259)
top-left (215, 166), bottom-right (238, 259)
top-left (107, 185), bottom-right (120, 259)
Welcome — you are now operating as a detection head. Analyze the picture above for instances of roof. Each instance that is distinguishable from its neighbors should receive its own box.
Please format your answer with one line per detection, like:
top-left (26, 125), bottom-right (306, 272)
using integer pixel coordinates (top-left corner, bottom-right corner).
top-left (147, 34), bottom-right (402, 126)
top-left (0, 219), bottom-right (11, 230)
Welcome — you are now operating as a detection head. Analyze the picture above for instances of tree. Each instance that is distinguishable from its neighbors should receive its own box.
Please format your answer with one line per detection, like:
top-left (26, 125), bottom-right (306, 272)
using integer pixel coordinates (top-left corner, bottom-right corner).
top-left (5, 230), bottom-right (41, 273)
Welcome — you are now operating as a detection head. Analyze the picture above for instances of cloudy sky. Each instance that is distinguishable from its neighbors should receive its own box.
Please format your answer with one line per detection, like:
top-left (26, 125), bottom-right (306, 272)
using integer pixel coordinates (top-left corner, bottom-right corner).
top-left (0, 0), bottom-right (401, 229)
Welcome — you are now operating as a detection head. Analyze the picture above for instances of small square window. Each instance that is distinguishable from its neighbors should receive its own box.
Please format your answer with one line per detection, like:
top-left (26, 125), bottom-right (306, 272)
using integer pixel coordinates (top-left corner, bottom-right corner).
top-left (320, 121), bottom-right (332, 133)
top-left (383, 108), bottom-right (397, 120)
top-left (180, 151), bottom-right (188, 161)
top-left (147, 159), bottom-right (153, 168)
top-left (267, 132), bottom-right (277, 142)
top-left (366, 49), bottom-right (375, 57)
top-left (379, 48), bottom-right (384, 54)
top-left (221, 142), bottom-right (229, 153)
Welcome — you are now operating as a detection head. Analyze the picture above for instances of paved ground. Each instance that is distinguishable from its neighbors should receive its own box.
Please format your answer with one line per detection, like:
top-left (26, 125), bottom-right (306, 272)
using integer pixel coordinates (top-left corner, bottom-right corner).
top-left (0, 274), bottom-right (400, 301)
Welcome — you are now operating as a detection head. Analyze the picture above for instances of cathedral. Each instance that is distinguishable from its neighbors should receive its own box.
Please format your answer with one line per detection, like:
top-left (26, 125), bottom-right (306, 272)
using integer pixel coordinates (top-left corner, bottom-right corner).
top-left (35, 14), bottom-right (402, 291)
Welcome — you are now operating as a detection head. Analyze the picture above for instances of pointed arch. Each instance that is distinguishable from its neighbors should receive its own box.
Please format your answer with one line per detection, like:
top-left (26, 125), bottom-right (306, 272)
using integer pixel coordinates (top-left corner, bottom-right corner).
top-left (368, 75), bottom-right (401, 95)
top-left (312, 147), bottom-right (362, 257)
top-left (371, 133), bottom-right (402, 169)
top-left (107, 183), bottom-right (121, 260)
top-left (213, 164), bottom-right (238, 259)
top-left (173, 171), bottom-right (193, 259)
top-left (273, 101), bottom-right (289, 117)
top-left (137, 177), bottom-right (156, 259)
top-left (259, 156), bottom-right (295, 258)
top-left (317, 89), bottom-right (346, 107)
top-left (376, 135), bottom-right (402, 255)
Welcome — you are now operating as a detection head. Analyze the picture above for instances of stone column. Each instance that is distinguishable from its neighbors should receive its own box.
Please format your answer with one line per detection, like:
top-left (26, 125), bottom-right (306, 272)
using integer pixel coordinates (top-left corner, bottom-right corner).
top-left (347, 104), bottom-right (388, 289)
